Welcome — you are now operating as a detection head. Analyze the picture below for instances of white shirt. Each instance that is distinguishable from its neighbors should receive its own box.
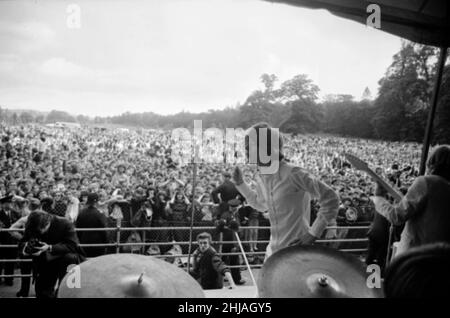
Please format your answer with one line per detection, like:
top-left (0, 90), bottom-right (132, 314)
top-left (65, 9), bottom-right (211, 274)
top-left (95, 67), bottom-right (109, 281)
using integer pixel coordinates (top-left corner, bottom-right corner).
top-left (236, 161), bottom-right (339, 257)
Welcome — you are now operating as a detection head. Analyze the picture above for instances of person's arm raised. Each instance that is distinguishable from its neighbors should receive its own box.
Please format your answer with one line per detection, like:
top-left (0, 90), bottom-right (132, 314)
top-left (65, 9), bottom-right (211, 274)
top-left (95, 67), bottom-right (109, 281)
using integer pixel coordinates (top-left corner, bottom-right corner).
top-left (371, 176), bottom-right (427, 225)
top-left (232, 166), bottom-right (268, 213)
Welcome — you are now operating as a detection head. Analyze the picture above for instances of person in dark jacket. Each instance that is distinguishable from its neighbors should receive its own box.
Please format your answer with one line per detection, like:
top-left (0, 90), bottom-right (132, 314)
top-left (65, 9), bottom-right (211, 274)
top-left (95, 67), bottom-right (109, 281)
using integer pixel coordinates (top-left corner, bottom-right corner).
top-left (0, 195), bottom-right (21, 286)
top-left (21, 211), bottom-right (85, 298)
top-left (365, 212), bottom-right (390, 272)
top-left (75, 193), bottom-right (109, 257)
top-left (190, 232), bottom-right (236, 290)
top-left (151, 192), bottom-right (170, 253)
top-left (215, 199), bottom-right (246, 285)
top-left (211, 172), bottom-right (241, 205)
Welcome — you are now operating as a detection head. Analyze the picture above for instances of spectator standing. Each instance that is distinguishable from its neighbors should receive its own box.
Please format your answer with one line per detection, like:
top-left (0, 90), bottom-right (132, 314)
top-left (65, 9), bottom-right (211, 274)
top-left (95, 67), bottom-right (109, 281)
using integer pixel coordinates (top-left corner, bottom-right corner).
top-left (76, 193), bottom-right (109, 257)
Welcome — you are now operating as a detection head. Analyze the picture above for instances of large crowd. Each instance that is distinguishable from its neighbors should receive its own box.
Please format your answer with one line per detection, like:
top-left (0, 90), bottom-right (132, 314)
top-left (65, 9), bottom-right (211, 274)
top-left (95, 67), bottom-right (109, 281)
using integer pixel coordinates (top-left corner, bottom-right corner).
top-left (0, 124), bottom-right (422, 268)
top-left (0, 123), bottom-right (422, 235)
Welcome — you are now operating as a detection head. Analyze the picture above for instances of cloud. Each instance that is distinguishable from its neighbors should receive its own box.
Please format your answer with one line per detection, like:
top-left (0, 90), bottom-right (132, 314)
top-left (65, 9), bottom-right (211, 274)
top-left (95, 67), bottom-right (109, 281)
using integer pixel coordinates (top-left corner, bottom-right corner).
top-left (0, 0), bottom-right (402, 116)
top-left (0, 21), bottom-right (56, 53)
top-left (0, 54), bottom-right (20, 73)
top-left (40, 57), bottom-right (94, 78)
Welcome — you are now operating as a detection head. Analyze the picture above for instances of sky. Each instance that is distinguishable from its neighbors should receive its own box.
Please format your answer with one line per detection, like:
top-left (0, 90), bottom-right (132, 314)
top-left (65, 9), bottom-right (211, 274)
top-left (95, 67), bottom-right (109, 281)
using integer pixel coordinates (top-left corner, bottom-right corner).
top-left (0, 0), bottom-right (403, 117)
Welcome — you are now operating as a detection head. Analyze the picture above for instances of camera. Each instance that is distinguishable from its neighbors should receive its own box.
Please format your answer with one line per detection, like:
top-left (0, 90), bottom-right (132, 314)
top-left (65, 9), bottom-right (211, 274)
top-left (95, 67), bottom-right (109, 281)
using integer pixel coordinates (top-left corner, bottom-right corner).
top-left (24, 238), bottom-right (44, 255)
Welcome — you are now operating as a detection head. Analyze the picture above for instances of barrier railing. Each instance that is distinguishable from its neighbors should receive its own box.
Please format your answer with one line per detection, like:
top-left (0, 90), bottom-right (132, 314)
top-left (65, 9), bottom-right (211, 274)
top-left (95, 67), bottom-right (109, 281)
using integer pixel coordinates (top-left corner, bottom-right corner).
top-left (0, 225), bottom-right (369, 279)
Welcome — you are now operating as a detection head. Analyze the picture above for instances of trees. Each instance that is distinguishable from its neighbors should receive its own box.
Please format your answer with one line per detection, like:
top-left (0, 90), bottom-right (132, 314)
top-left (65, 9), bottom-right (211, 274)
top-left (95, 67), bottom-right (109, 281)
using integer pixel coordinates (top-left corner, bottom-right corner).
top-left (19, 112), bottom-right (34, 124)
top-left (11, 113), bottom-right (18, 125)
top-left (322, 96), bottom-right (375, 138)
top-left (433, 65), bottom-right (450, 145)
top-left (35, 115), bottom-right (45, 124)
top-left (1, 41), bottom-right (445, 143)
top-left (278, 74), bottom-right (322, 134)
top-left (46, 110), bottom-right (77, 123)
top-left (0, 106), bottom-right (7, 124)
top-left (278, 74), bottom-right (319, 103)
top-left (371, 42), bottom-right (438, 141)
top-left (281, 99), bottom-right (322, 134)
top-left (239, 73), bottom-right (286, 127)
top-left (76, 114), bottom-right (91, 124)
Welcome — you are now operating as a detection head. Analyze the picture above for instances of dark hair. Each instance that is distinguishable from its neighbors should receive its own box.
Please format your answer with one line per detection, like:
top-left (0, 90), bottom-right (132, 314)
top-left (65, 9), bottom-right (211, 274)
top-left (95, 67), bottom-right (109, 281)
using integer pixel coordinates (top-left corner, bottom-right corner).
top-left (41, 197), bottom-right (54, 213)
top-left (384, 243), bottom-right (450, 298)
top-left (427, 145), bottom-right (450, 181)
top-left (196, 232), bottom-right (212, 242)
top-left (245, 122), bottom-right (284, 164)
top-left (24, 211), bottom-right (52, 238)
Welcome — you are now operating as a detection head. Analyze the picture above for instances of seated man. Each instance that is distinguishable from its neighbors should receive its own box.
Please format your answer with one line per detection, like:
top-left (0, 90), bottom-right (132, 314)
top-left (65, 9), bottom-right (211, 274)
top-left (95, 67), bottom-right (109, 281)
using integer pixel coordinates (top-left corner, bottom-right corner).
top-left (190, 232), bottom-right (236, 290)
top-left (21, 211), bottom-right (86, 298)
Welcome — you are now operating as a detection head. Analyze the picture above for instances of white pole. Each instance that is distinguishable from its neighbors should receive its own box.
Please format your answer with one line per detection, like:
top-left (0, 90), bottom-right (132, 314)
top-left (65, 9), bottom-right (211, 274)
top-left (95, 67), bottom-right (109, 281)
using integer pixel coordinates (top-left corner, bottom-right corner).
top-left (234, 232), bottom-right (257, 287)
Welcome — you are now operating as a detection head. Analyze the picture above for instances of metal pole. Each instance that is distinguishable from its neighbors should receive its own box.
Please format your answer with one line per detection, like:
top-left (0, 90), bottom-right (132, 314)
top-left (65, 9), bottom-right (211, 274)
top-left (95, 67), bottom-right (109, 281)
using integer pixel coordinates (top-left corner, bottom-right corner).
top-left (234, 232), bottom-right (257, 287)
top-left (187, 147), bottom-right (199, 273)
top-left (116, 218), bottom-right (121, 254)
top-left (419, 46), bottom-right (448, 175)
top-left (385, 224), bottom-right (394, 270)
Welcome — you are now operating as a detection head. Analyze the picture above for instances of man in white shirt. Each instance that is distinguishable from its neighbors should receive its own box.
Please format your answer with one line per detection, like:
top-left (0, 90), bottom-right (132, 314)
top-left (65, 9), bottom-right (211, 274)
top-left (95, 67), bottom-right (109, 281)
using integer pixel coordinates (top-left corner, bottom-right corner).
top-left (232, 123), bottom-right (339, 258)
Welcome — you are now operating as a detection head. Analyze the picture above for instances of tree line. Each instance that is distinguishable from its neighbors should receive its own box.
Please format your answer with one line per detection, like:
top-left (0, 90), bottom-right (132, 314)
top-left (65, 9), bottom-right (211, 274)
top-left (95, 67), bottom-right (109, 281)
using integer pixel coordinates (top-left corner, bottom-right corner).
top-left (1, 42), bottom-right (449, 144)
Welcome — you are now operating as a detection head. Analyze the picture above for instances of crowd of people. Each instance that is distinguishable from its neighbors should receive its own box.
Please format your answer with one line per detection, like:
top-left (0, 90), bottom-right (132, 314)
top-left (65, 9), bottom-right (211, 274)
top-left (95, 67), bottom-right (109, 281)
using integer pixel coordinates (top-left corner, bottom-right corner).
top-left (0, 123), bottom-right (423, 295)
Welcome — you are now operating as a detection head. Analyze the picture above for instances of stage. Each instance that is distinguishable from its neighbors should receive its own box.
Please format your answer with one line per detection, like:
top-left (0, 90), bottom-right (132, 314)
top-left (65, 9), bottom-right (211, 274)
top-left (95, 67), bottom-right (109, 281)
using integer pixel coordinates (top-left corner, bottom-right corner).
top-left (203, 286), bottom-right (257, 298)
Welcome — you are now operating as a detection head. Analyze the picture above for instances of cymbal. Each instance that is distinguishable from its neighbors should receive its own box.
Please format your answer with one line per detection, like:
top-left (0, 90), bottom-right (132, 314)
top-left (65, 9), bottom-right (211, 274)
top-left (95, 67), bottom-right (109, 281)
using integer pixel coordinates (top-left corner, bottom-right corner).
top-left (58, 254), bottom-right (205, 298)
top-left (258, 245), bottom-right (383, 298)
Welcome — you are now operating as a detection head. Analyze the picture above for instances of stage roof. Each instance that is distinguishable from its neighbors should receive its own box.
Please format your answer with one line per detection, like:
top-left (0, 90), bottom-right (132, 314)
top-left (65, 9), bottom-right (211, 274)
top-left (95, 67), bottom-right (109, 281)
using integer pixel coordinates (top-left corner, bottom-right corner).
top-left (266, 0), bottom-right (450, 47)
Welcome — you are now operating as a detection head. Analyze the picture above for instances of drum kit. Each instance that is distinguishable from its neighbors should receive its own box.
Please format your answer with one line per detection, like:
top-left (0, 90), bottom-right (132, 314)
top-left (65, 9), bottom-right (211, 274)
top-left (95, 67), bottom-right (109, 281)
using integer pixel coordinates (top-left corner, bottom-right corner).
top-left (57, 245), bottom-right (383, 298)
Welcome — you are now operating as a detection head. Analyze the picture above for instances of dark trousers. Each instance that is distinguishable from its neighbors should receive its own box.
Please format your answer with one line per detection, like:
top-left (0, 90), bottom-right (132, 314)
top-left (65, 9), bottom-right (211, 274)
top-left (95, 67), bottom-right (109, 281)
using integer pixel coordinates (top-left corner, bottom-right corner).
top-left (83, 246), bottom-right (106, 258)
top-left (366, 237), bottom-right (388, 275)
top-left (152, 219), bottom-right (171, 254)
top-left (222, 244), bottom-right (241, 283)
top-left (18, 255), bottom-right (33, 297)
top-left (34, 253), bottom-right (81, 298)
top-left (0, 246), bottom-right (17, 285)
top-left (170, 221), bottom-right (189, 254)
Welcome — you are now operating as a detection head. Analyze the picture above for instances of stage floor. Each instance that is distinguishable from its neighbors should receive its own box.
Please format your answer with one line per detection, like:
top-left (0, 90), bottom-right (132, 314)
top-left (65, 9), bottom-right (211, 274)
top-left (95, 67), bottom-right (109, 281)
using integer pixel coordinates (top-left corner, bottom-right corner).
top-left (204, 285), bottom-right (257, 298)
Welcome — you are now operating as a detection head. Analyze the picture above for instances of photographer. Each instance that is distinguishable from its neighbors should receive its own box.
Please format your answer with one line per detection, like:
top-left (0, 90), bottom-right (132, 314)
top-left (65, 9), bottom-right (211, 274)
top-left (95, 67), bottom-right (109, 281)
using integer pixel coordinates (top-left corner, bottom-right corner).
top-left (0, 195), bottom-right (21, 286)
top-left (21, 211), bottom-right (85, 298)
top-left (10, 198), bottom-right (41, 297)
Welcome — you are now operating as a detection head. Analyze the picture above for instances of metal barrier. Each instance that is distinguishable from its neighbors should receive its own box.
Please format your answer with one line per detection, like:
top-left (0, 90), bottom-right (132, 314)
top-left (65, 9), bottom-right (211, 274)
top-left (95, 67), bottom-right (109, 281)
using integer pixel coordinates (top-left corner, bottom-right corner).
top-left (0, 225), bottom-right (369, 279)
